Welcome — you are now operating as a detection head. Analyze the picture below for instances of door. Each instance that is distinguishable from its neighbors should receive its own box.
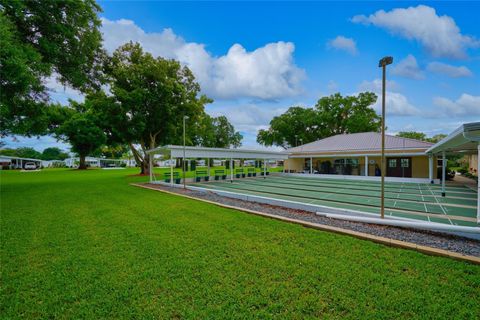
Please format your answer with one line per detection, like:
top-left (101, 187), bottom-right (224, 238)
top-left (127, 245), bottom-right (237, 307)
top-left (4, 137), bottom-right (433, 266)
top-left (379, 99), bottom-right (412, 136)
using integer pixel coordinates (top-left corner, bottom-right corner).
top-left (387, 157), bottom-right (412, 177)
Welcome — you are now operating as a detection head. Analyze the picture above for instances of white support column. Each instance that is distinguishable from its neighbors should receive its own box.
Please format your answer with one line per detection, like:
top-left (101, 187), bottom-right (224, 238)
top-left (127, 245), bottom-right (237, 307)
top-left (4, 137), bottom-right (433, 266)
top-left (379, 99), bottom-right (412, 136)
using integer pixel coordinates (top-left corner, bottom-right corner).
top-left (364, 156), bottom-right (368, 176)
top-left (264, 159), bottom-right (267, 178)
top-left (230, 158), bottom-right (233, 182)
top-left (170, 158), bottom-right (174, 186)
top-left (441, 151), bottom-right (446, 197)
top-left (310, 157), bottom-right (313, 174)
top-left (477, 144), bottom-right (479, 223)
top-left (428, 155), bottom-right (433, 183)
top-left (149, 155), bottom-right (153, 183)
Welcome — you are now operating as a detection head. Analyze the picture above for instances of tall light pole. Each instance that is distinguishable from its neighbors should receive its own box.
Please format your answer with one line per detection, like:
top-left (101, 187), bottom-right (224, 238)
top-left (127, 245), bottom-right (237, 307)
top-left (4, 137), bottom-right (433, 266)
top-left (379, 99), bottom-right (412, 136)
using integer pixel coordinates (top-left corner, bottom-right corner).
top-left (378, 56), bottom-right (393, 219)
top-left (183, 115), bottom-right (189, 189)
top-left (295, 134), bottom-right (298, 147)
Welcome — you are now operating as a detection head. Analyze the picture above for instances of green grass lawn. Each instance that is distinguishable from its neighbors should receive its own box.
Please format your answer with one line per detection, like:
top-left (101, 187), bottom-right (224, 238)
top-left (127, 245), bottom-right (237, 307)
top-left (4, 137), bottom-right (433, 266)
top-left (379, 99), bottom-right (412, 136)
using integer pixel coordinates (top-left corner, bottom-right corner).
top-left (1, 168), bottom-right (479, 319)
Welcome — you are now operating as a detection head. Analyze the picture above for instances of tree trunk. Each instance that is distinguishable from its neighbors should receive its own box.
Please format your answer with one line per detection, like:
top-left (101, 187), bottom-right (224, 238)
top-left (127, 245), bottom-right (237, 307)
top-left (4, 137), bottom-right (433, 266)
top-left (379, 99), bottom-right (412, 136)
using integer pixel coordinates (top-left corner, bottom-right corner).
top-left (78, 155), bottom-right (87, 170)
top-left (128, 143), bottom-right (146, 175)
top-left (142, 154), bottom-right (150, 176)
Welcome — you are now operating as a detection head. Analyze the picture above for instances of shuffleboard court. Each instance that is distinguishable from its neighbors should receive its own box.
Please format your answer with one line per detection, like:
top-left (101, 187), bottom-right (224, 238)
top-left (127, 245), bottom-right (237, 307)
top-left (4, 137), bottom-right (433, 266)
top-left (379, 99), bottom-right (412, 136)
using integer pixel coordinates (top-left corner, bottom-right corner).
top-left (193, 174), bottom-right (478, 227)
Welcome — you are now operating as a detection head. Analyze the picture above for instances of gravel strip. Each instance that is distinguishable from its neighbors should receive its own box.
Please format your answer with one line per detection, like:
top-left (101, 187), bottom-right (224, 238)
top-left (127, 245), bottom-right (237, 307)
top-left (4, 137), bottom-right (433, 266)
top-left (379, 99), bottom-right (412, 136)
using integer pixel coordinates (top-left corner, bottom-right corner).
top-left (144, 183), bottom-right (480, 257)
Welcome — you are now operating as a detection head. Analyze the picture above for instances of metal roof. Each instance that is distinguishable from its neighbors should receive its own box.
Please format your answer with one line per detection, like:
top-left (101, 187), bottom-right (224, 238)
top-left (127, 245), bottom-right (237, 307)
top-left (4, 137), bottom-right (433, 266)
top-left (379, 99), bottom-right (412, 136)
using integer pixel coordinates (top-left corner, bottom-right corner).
top-left (147, 145), bottom-right (288, 160)
top-left (287, 132), bottom-right (433, 154)
top-left (0, 155), bottom-right (43, 161)
top-left (426, 122), bottom-right (480, 155)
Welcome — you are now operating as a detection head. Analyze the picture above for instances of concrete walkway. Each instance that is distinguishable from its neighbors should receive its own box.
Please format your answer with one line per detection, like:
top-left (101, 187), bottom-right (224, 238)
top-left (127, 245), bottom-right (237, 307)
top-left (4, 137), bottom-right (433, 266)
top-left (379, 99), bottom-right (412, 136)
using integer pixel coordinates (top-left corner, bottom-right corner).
top-left (451, 174), bottom-right (477, 188)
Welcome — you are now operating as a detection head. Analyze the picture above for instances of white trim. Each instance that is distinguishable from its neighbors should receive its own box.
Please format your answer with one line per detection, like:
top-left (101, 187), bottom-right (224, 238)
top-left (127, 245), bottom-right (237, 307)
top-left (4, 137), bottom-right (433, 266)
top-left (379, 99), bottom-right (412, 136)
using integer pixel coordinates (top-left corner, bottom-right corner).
top-left (284, 173), bottom-right (440, 184)
top-left (318, 213), bottom-right (480, 235)
top-left (147, 145), bottom-right (288, 160)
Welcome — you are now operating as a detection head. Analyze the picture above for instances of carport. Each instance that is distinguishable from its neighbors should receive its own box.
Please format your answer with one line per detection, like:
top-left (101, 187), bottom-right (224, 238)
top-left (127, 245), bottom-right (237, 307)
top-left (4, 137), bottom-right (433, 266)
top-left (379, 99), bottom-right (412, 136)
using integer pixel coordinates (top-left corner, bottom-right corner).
top-left (146, 145), bottom-right (288, 185)
top-left (426, 122), bottom-right (480, 223)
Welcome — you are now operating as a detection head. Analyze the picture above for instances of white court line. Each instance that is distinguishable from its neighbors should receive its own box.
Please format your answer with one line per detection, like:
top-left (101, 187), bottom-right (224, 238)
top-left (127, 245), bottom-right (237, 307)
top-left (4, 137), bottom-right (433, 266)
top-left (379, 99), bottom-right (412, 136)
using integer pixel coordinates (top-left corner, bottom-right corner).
top-left (427, 184), bottom-right (453, 225)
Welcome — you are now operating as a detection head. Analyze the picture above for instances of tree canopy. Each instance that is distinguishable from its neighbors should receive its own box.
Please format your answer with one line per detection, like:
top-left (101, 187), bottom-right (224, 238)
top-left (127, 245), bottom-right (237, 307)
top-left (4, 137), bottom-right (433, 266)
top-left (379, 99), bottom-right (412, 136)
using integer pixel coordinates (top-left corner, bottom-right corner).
top-left (194, 115), bottom-right (243, 148)
top-left (0, 0), bottom-right (104, 135)
top-left (95, 42), bottom-right (241, 174)
top-left (257, 92), bottom-right (380, 149)
top-left (0, 147), bottom-right (42, 159)
top-left (41, 147), bottom-right (69, 161)
top-left (396, 131), bottom-right (447, 143)
top-left (56, 101), bottom-right (105, 169)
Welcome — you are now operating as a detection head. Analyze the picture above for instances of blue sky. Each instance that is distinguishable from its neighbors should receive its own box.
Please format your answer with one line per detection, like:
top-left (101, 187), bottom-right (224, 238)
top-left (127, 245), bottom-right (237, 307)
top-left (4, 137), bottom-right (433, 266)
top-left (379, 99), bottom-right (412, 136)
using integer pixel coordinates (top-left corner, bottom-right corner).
top-left (5, 1), bottom-right (480, 152)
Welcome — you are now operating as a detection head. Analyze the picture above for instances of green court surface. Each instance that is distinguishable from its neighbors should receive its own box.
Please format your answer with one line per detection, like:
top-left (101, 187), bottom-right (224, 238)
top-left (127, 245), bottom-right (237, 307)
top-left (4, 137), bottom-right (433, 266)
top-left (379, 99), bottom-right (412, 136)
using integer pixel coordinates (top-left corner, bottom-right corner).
top-left (193, 174), bottom-right (479, 227)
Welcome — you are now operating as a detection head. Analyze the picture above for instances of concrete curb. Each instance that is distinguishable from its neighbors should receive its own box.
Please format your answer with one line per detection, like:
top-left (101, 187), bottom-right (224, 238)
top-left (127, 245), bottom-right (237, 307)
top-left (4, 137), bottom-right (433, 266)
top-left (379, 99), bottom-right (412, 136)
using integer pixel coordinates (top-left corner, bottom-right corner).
top-left (131, 183), bottom-right (480, 265)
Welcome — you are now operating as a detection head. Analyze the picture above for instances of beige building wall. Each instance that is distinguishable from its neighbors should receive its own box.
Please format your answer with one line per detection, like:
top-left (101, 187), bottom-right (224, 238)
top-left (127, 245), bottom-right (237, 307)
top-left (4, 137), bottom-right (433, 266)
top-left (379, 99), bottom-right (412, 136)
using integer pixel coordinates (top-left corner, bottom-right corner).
top-left (285, 154), bottom-right (437, 178)
top-left (285, 158), bottom-right (304, 172)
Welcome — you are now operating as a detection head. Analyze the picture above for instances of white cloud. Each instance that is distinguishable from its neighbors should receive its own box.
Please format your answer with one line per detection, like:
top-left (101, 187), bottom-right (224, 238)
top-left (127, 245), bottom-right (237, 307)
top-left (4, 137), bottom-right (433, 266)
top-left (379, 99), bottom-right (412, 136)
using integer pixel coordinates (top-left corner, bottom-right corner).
top-left (209, 104), bottom-right (286, 136)
top-left (358, 78), bottom-right (400, 92)
top-left (44, 75), bottom-right (84, 104)
top-left (101, 18), bottom-right (305, 100)
top-left (358, 79), bottom-right (420, 116)
top-left (352, 5), bottom-right (479, 58)
top-left (433, 94), bottom-right (480, 116)
top-left (327, 80), bottom-right (338, 92)
top-left (327, 36), bottom-right (358, 55)
top-left (373, 92), bottom-right (421, 116)
top-left (426, 62), bottom-right (473, 78)
top-left (391, 55), bottom-right (424, 80)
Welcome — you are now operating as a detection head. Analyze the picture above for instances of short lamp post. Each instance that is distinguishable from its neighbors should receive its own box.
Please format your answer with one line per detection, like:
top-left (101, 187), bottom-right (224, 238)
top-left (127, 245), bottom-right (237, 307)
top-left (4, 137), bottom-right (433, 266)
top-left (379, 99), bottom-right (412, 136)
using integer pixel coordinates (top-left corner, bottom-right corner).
top-left (183, 115), bottom-right (189, 189)
top-left (378, 56), bottom-right (393, 219)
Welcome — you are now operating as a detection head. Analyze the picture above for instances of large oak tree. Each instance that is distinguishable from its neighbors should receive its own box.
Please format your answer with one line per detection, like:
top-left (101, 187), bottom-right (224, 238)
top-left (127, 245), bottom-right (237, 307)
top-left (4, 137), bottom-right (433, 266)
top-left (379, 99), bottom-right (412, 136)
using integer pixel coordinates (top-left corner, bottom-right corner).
top-left (0, 0), bottom-right (104, 135)
top-left (56, 101), bottom-right (106, 169)
top-left (257, 92), bottom-right (381, 149)
top-left (98, 42), bottom-right (212, 175)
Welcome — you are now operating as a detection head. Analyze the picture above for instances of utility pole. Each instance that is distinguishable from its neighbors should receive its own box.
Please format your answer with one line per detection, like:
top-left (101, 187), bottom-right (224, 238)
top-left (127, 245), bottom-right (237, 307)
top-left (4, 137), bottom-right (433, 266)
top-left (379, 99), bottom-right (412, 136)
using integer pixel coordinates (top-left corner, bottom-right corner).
top-left (378, 56), bottom-right (393, 219)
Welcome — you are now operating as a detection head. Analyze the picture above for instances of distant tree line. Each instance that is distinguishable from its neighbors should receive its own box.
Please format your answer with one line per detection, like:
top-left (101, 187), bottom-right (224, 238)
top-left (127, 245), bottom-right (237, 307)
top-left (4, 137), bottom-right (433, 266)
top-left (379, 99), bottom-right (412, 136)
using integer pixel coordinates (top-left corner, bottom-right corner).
top-left (395, 131), bottom-right (447, 143)
top-left (0, 147), bottom-right (69, 161)
top-left (1, 1), bottom-right (242, 172)
top-left (257, 92), bottom-right (381, 149)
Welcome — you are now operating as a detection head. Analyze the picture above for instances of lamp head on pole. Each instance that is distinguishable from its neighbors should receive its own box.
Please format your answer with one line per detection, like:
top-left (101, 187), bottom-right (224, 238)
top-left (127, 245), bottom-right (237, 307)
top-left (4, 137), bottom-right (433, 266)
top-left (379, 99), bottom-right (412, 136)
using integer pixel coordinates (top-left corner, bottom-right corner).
top-left (184, 115), bottom-right (189, 120)
top-left (378, 56), bottom-right (393, 67)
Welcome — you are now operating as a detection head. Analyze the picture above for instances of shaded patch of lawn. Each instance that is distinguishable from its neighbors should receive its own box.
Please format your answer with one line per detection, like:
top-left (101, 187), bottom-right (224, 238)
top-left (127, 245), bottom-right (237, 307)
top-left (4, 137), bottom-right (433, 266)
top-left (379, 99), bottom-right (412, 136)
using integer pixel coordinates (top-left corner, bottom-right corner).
top-left (1, 169), bottom-right (479, 319)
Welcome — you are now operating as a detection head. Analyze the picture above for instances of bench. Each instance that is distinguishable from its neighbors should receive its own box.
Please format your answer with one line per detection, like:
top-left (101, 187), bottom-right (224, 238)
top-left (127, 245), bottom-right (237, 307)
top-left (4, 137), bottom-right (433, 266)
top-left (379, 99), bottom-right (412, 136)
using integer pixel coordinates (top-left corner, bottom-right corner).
top-left (260, 170), bottom-right (270, 176)
top-left (247, 167), bottom-right (256, 177)
top-left (214, 170), bottom-right (227, 180)
top-left (235, 168), bottom-right (245, 178)
top-left (195, 170), bottom-right (209, 182)
top-left (164, 171), bottom-right (181, 184)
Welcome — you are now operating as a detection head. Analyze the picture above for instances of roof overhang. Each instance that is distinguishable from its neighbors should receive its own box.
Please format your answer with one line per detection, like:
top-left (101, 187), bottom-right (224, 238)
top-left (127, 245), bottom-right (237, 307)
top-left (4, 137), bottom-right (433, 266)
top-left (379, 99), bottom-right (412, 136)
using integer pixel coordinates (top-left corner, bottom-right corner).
top-left (288, 152), bottom-right (427, 158)
top-left (426, 122), bottom-right (480, 155)
top-left (288, 148), bottom-right (428, 156)
top-left (147, 145), bottom-right (288, 160)
top-left (0, 156), bottom-right (43, 161)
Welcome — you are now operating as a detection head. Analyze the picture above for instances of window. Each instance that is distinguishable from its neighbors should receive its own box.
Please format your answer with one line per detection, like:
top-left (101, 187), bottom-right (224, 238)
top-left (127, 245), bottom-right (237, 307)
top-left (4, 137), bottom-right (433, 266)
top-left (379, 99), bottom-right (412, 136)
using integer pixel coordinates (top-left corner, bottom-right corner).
top-left (437, 159), bottom-right (444, 167)
top-left (401, 158), bottom-right (409, 168)
top-left (346, 159), bottom-right (359, 168)
top-left (388, 159), bottom-right (397, 168)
